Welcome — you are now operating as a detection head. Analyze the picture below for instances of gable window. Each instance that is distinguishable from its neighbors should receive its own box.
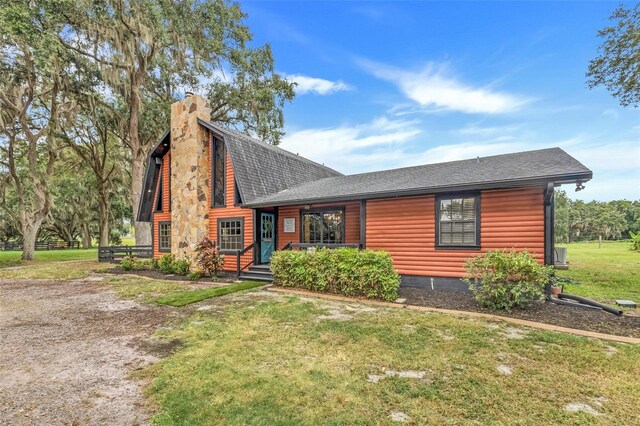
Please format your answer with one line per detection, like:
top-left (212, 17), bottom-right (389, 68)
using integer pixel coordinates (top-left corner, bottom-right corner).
top-left (158, 222), bottom-right (171, 252)
top-left (155, 171), bottom-right (163, 212)
top-left (212, 136), bottom-right (226, 207)
top-left (301, 209), bottom-right (344, 244)
top-left (436, 194), bottom-right (480, 248)
top-left (218, 218), bottom-right (244, 251)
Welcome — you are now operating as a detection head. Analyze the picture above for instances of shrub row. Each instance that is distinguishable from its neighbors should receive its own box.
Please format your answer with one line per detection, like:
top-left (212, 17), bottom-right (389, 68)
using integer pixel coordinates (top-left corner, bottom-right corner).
top-left (270, 247), bottom-right (400, 302)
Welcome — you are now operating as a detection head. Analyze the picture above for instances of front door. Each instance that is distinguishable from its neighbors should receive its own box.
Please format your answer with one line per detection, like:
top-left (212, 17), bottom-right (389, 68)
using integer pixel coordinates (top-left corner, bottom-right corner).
top-left (260, 212), bottom-right (275, 263)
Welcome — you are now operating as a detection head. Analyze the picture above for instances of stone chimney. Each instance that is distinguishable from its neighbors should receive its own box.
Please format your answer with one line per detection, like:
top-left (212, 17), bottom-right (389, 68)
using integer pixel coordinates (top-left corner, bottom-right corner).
top-left (170, 93), bottom-right (211, 260)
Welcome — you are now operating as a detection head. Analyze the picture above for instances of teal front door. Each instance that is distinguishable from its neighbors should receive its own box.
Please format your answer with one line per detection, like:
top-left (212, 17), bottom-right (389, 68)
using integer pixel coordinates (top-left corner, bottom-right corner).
top-left (260, 213), bottom-right (275, 263)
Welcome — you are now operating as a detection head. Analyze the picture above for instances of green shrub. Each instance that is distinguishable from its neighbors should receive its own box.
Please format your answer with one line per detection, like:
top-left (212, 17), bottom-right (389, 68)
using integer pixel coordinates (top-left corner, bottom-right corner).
top-left (194, 237), bottom-right (225, 277)
top-left (187, 271), bottom-right (203, 281)
top-left (157, 254), bottom-right (176, 274)
top-left (630, 231), bottom-right (640, 251)
top-left (270, 247), bottom-right (400, 302)
top-left (171, 259), bottom-right (191, 276)
top-left (464, 250), bottom-right (553, 311)
top-left (121, 256), bottom-right (136, 271)
top-left (121, 256), bottom-right (152, 271)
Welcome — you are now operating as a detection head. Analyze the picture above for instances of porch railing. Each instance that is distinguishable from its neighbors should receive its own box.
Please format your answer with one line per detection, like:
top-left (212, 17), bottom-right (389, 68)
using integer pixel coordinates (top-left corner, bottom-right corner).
top-left (235, 242), bottom-right (256, 279)
top-left (283, 242), bottom-right (361, 250)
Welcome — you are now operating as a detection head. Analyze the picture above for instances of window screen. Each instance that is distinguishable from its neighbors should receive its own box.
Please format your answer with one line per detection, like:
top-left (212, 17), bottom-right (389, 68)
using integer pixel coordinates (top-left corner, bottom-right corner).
top-left (437, 195), bottom-right (479, 247)
top-left (302, 210), bottom-right (344, 244)
top-left (158, 222), bottom-right (171, 252)
top-left (218, 218), bottom-right (243, 251)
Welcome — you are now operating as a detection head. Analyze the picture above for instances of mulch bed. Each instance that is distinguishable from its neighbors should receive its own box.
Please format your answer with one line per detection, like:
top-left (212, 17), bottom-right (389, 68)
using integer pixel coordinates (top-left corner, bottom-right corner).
top-left (398, 287), bottom-right (640, 338)
top-left (102, 267), bottom-right (237, 283)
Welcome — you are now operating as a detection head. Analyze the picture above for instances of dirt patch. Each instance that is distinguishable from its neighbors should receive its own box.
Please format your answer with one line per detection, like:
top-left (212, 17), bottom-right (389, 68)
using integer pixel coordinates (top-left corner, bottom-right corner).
top-left (398, 288), bottom-right (640, 338)
top-left (0, 277), bottom-right (187, 425)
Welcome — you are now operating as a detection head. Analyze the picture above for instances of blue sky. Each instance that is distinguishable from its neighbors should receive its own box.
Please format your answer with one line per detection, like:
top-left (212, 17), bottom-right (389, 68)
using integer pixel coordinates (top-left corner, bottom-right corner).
top-left (241, 1), bottom-right (639, 201)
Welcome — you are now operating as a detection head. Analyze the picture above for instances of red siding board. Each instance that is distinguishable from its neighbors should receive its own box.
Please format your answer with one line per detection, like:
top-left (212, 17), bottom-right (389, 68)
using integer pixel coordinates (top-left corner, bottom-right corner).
top-left (208, 151), bottom-right (253, 271)
top-left (153, 153), bottom-right (171, 258)
top-left (366, 187), bottom-right (545, 277)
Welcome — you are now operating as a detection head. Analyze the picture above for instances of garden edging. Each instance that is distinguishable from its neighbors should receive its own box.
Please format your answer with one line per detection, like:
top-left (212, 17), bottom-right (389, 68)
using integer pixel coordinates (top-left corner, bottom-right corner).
top-left (267, 286), bottom-right (640, 344)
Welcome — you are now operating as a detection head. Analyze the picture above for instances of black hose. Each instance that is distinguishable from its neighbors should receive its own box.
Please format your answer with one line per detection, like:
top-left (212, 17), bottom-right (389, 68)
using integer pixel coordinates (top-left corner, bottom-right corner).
top-left (549, 297), bottom-right (602, 311)
top-left (558, 293), bottom-right (624, 316)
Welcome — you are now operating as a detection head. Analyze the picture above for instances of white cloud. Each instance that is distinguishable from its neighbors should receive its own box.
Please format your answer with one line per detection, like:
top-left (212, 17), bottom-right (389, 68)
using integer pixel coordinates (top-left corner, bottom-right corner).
top-left (359, 59), bottom-right (528, 114)
top-left (286, 74), bottom-right (352, 95)
top-left (281, 117), bottom-right (421, 171)
top-left (282, 117), bottom-right (638, 201)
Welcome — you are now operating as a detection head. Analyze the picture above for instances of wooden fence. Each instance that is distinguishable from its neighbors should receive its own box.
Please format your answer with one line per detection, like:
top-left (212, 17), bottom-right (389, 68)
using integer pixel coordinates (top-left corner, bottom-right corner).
top-left (98, 245), bottom-right (153, 263)
top-left (1, 241), bottom-right (81, 251)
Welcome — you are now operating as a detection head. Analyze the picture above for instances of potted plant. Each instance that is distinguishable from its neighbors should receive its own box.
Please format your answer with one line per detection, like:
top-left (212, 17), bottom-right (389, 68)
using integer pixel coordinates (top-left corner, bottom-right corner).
top-left (549, 277), bottom-right (563, 296)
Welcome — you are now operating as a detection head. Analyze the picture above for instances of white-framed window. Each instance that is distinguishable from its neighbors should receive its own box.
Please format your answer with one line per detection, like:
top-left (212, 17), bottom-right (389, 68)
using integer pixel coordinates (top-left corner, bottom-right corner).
top-left (218, 217), bottom-right (244, 251)
top-left (436, 195), bottom-right (480, 247)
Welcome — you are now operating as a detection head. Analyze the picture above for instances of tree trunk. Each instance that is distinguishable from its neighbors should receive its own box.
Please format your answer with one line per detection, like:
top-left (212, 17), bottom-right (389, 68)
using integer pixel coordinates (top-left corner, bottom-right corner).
top-left (598, 234), bottom-right (602, 249)
top-left (21, 222), bottom-right (40, 261)
top-left (97, 187), bottom-right (110, 247)
top-left (132, 154), bottom-right (151, 245)
top-left (81, 223), bottom-right (91, 249)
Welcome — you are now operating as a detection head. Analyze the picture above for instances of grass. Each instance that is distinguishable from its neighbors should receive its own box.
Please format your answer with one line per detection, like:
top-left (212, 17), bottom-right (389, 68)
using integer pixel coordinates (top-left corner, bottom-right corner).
top-left (146, 296), bottom-right (640, 425)
top-left (0, 248), bottom-right (99, 269)
top-left (106, 276), bottom-right (264, 306)
top-left (106, 276), bottom-right (191, 304)
top-left (557, 240), bottom-right (640, 307)
top-left (155, 281), bottom-right (265, 307)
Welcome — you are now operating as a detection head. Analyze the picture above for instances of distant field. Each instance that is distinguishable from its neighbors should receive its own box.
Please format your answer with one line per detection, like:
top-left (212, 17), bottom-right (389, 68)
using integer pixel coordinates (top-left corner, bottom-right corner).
top-left (556, 240), bottom-right (639, 307)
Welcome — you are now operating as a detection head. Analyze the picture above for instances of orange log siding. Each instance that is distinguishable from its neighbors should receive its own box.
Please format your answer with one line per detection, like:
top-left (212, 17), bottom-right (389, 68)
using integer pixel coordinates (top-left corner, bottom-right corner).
top-left (277, 201), bottom-right (361, 249)
top-left (208, 150), bottom-right (254, 271)
top-left (153, 153), bottom-right (171, 258)
top-left (365, 187), bottom-right (545, 277)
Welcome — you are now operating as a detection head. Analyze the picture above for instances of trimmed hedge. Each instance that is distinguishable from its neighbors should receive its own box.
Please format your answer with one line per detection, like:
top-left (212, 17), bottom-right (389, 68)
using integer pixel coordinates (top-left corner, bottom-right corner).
top-left (270, 247), bottom-right (400, 301)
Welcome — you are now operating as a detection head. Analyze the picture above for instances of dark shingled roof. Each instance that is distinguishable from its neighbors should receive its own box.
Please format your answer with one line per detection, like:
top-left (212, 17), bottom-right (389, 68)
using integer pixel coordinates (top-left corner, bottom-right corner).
top-left (197, 119), bottom-right (342, 204)
top-left (245, 147), bottom-right (592, 207)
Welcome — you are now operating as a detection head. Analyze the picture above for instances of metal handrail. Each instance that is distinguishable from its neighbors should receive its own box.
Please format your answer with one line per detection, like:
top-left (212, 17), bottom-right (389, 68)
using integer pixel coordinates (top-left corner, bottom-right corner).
top-left (236, 242), bottom-right (256, 279)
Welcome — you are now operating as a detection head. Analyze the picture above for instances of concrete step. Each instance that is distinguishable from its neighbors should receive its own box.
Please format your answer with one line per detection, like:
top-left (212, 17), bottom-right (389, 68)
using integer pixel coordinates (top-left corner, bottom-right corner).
top-left (239, 273), bottom-right (273, 283)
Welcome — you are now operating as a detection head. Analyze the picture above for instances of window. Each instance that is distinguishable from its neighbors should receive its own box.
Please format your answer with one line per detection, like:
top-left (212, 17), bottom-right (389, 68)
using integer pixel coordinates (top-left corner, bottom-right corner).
top-left (436, 194), bottom-right (480, 248)
top-left (212, 136), bottom-right (225, 207)
top-left (218, 218), bottom-right (244, 251)
top-left (301, 209), bottom-right (344, 244)
top-left (155, 171), bottom-right (163, 212)
top-left (158, 222), bottom-right (171, 252)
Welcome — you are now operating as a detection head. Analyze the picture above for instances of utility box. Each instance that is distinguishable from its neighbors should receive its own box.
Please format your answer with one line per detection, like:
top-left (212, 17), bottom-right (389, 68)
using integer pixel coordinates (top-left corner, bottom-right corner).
top-left (554, 246), bottom-right (568, 270)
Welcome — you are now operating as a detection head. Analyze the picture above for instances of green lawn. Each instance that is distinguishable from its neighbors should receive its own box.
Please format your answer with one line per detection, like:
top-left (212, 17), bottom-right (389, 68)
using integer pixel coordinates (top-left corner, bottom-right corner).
top-left (145, 296), bottom-right (640, 425)
top-left (0, 248), bottom-right (99, 269)
top-left (556, 240), bottom-right (640, 306)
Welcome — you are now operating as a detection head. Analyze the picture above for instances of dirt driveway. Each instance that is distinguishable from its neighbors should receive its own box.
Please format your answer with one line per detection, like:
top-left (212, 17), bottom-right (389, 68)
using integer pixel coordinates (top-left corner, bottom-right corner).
top-left (0, 276), bottom-right (181, 425)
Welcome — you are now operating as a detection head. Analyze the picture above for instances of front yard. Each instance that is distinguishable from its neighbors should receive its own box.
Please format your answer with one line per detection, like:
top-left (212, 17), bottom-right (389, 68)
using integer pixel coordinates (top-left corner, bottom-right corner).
top-left (1, 242), bottom-right (639, 424)
top-left (146, 294), bottom-right (640, 425)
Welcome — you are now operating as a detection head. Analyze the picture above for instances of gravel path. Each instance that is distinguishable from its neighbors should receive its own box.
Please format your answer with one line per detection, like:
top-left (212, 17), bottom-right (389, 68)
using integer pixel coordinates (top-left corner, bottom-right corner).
top-left (0, 277), bottom-right (182, 425)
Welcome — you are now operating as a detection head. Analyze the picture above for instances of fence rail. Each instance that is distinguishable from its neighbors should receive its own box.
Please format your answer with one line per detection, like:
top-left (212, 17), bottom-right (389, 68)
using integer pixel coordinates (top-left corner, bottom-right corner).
top-left (1, 241), bottom-right (81, 251)
top-left (98, 245), bottom-right (153, 263)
